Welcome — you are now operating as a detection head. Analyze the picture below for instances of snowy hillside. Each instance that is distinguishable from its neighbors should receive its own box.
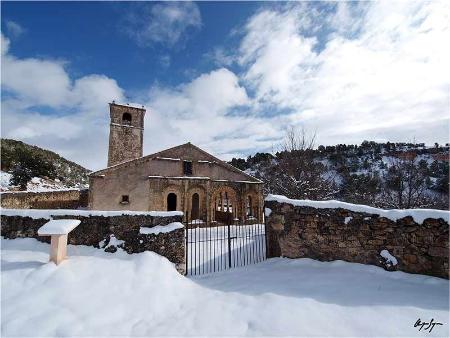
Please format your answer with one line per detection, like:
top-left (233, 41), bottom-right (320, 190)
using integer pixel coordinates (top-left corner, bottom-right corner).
top-left (0, 171), bottom-right (85, 192)
top-left (1, 139), bottom-right (90, 192)
top-left (231, 141), bottom-right (449, 210)
top-left (2, 237), bottom-right (448, 337)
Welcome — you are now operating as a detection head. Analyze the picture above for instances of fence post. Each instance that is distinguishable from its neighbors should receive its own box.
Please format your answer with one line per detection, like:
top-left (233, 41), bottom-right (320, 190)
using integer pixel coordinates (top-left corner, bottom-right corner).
top-left (227, 215), bottom-right (232, 268)
top-left (185, 211), bottom-right (189, 276)
top-left (263, 210), bottom-right (269, 259)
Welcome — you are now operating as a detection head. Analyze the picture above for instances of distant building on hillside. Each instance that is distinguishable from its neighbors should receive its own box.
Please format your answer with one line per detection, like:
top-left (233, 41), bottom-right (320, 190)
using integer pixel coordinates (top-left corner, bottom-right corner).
top-left (394, 151), bottom-right (417, 161)
top-left (432, 153), bottom-right (449, 161)
top-left (88, 103), bottom-right (263, 223)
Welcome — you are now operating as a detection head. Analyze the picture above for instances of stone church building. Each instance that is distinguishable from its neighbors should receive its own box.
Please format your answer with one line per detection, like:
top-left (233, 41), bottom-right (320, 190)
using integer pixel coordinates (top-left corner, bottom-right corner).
top-left (89, 103), bottom-right (264, 224)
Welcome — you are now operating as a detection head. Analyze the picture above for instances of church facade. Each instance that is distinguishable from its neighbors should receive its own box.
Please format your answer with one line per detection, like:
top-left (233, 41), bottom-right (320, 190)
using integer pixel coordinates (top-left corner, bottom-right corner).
top-left (88, 103), bottom-right (264, 224)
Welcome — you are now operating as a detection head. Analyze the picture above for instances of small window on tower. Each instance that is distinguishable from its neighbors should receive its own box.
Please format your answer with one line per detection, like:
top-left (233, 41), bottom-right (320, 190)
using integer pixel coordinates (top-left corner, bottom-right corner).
top-left (120, 195), bottom-right (129, 204)
top-left (183, 161), bottom-right (193, 175)
top-left (122, 113), bottom-right (132, 125)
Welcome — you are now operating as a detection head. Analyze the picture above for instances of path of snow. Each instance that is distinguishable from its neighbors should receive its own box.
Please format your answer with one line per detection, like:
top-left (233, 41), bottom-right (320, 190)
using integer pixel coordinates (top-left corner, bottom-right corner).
top-left (186, 224), bottom-right (266, 275)
top-left (266, 194), bottom-right (450, 224)
top-left (2, 237), bottom-right (448, 337)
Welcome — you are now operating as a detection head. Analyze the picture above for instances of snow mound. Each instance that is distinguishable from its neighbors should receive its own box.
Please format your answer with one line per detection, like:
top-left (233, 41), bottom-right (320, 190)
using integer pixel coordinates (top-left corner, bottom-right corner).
top-left (266, 194), bottom-right (450, 224)
top-left (380, 249), bottom-right (398, 267)
top-left (1, 237), bottom-right (448, 337)
top-left (99, 234), bottom-right (125, 250)
top-left (0, 171), bottom-right (12, 191)
top-left (140, 222), bottom-right (184, 235)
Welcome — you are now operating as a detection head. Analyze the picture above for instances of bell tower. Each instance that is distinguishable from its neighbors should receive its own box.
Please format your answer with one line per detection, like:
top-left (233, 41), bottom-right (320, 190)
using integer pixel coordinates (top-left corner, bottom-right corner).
top-left (107, 102), bottom-right (146, 167)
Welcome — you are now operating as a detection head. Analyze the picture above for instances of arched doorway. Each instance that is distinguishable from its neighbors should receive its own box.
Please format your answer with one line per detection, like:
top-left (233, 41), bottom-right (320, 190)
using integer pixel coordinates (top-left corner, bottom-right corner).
top-left (167, 193), bottom-right (177, 211)
top-left (191, 193), bottom-right (199, 220)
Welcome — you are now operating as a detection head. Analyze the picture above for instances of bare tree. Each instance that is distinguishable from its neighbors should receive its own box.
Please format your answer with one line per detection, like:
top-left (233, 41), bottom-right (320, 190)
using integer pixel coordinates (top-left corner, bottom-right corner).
top-left (281, 126), bottom-right (316, 152)
top-left (262, 126), bottom-right (338, 200)
top-left (380, 155), bottom-right (431, 209)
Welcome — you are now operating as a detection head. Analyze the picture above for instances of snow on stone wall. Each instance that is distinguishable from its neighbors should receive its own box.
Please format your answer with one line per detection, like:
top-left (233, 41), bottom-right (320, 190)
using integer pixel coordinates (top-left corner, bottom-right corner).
top-left (266, 194), bottom-right (450, 224)
top-left (265, 195), bottom-right (449, 279)
top-left (1, 208), bottom-right (183, 220)
top-left (0, 210), bottom-right (185, 273)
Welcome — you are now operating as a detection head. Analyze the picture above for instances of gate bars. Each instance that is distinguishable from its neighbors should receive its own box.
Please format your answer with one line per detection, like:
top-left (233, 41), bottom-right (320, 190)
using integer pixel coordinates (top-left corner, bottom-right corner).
top-left (185, 212), bottom-right (267, 276)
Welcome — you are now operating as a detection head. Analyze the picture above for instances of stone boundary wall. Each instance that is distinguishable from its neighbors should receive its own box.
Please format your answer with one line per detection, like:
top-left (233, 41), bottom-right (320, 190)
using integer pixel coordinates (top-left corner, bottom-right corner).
top-left (0, 189), bottom-right (89, 209)
top-left (264, 196), bottom-right (449, 279)
top-left (0, 209), bottom-right (185, 273)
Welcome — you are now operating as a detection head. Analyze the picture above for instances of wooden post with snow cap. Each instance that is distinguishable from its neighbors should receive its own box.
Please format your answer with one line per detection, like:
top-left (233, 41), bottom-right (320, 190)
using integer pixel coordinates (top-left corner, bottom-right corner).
top-left (38, 219), bottom-right (81, 265)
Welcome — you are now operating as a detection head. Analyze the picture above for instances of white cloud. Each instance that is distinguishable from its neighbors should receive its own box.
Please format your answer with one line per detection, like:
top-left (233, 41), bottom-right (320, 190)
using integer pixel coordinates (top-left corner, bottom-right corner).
top-left (2, 54), bottom-right (71, 107)
top-left (1, 33), bottom-right (278, 170)
top-left (207, 47), bottom-right (235, 67)
top-left (143, 68), bottom-right (281, 158)
top-left (159, 54), bottom-right (171, 68)
top-left (2, 1), bottom-right (448, 172)
top-left (123, 2), bottom-right (201, 48)
top-left (1, 33), bottom-right (124, 170)
top-left (5, 20), bottom-right (25, 38)
top-left (1, 33), bottom-right (10, 55)
top-left (238, 1), bottom-right (450, 146)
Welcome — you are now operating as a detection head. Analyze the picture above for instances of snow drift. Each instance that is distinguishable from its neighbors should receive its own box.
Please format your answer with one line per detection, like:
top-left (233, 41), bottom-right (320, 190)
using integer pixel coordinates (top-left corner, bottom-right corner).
top-left (1, 237), bottom-right (448, 337)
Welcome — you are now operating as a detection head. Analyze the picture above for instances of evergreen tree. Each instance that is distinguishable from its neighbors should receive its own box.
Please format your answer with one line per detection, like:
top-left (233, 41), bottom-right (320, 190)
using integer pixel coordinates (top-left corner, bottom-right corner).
top-left (10, 147), bottom-right (56, 190)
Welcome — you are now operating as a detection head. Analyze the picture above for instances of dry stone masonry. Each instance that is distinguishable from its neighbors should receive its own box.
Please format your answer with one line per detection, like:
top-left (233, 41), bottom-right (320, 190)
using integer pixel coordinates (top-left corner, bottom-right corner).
top-left (265, 195), bottom-right (449, 279)
top-left (1, 189), bottom-right (89, 209)
top-left (1, 209), bottom-right (185, 273)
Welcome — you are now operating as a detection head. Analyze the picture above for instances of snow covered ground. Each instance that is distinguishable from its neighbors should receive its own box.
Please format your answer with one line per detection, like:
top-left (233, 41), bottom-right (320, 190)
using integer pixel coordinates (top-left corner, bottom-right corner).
top-left (2, 237), bottom-right (448, 337)
top-left (187, 224), bottom-right (266, 275)
top-left (0, 171), bottom-right (13, 191)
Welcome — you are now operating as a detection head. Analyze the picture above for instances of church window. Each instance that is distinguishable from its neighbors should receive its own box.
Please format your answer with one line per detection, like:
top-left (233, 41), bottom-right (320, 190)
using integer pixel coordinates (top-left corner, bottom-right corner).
top-left (122, 112), bottom-right (132, 125)
top-left (183, 161), bottom-right (193, 175)
top-left (120, 195), bottom-right (129, 204)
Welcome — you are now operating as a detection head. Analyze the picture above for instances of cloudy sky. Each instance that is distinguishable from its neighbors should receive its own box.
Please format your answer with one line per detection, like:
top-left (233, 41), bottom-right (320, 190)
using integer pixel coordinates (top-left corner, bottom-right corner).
top-left (1, 1), bottom-right (449, 170)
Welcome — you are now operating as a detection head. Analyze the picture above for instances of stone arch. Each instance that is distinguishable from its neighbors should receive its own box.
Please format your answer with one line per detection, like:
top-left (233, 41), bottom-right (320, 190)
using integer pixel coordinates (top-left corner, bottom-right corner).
top-left (244, 188), bottom-right (262, 221)
top-left (210, 185), bottom-right (239, 222)
top-left (191, 193), bottom-right (199, 219)
top-left (162, 185), bottom-right (183, 212)
top-left (167, 193), bottom-right (177, 211)
top-left (122, 112), bottom-right (132, 125)
top-left (186, 186), bottom-right (206, 221)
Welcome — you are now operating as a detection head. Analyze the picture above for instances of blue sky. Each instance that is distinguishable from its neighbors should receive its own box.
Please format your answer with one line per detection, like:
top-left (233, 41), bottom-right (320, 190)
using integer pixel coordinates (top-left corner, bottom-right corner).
top-left (1, 1), bottom-right (449, 170)
top-left (2, 2), bottom-right (258, 94)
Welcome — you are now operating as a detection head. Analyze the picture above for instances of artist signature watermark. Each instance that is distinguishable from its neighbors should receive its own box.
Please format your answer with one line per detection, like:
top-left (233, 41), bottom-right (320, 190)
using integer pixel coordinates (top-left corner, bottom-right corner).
top-left (414, 318), bottom-right (443, 333)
